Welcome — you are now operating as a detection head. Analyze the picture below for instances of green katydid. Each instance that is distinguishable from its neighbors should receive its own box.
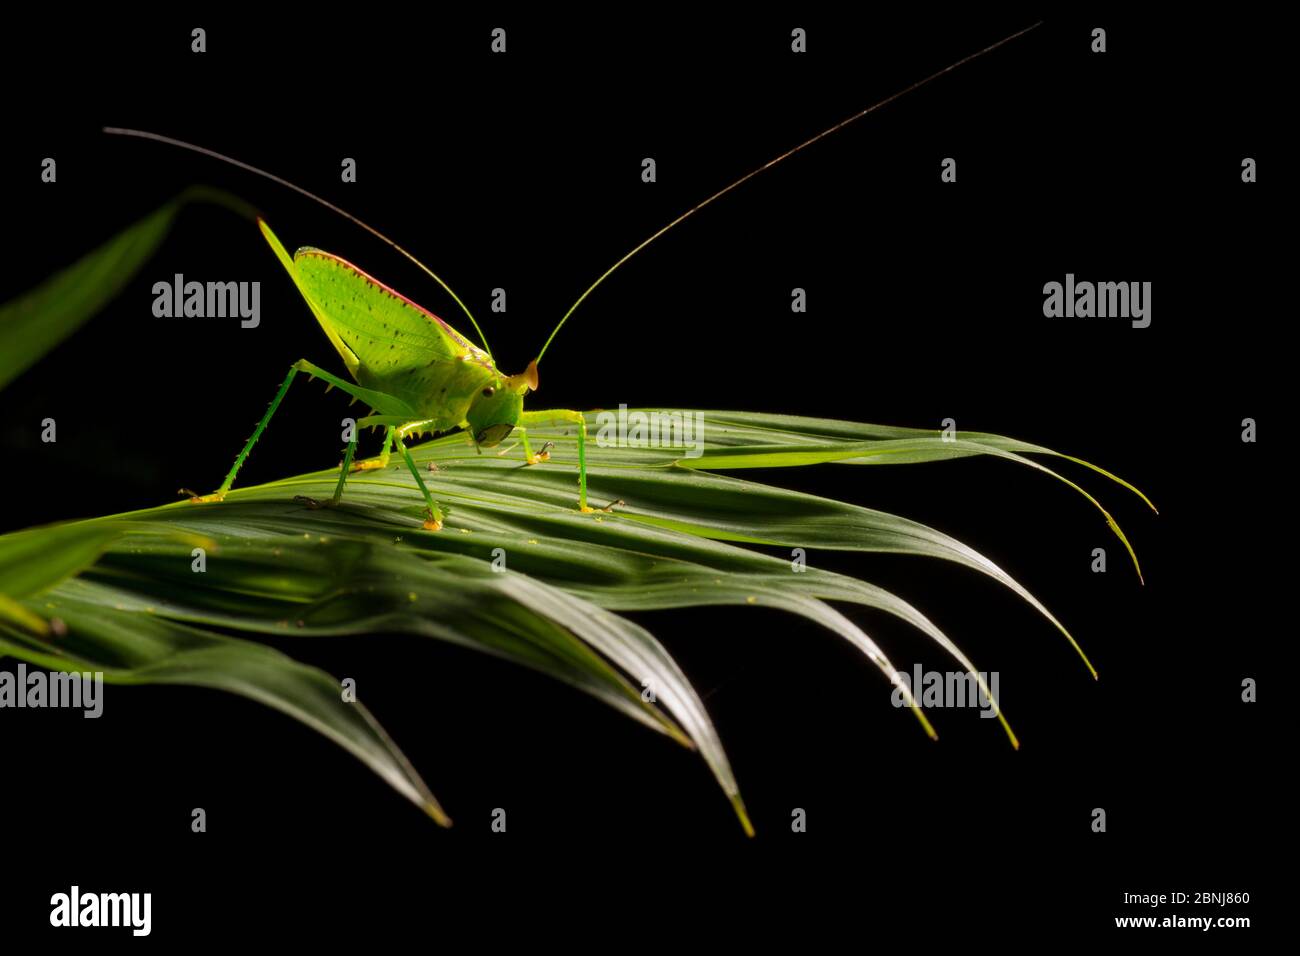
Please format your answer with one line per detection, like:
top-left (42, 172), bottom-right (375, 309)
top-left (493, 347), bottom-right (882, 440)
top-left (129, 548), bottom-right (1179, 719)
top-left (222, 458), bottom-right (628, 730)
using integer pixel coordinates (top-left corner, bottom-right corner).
top-left (104, 22), bottom-right (1039, 531)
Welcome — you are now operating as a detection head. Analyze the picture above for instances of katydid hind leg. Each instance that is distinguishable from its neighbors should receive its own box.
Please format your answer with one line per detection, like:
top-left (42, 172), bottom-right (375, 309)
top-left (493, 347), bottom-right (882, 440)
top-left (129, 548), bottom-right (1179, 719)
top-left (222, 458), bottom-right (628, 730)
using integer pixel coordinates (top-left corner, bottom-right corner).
top-left (296, 429), bottom-right (361, 510)
top-left (331, 433), bottom-right (360, 504)
top-left (188, 360), bottom-right (410, 505)
top-left (291, 359), bottom-right (420, 420)
top-left (292, 431), bottom-right (357, 510)
top-left (189, 365), bottom-right (300, 503)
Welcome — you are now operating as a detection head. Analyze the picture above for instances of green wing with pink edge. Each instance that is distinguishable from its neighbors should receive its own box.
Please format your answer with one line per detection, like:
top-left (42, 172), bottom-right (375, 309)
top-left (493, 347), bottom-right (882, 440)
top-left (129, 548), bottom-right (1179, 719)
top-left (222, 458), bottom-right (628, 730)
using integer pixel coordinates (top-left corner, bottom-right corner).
top-left (258, 218), bottom-right (361, 378)
top-left (259, 217), bottom-right (493, 374)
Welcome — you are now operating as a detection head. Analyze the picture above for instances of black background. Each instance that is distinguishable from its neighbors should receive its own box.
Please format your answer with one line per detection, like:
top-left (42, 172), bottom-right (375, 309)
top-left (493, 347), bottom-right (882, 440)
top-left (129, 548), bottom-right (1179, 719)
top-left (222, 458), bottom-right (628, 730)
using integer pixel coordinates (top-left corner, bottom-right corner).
top-left (0, 10), bottom-right (1279, 941)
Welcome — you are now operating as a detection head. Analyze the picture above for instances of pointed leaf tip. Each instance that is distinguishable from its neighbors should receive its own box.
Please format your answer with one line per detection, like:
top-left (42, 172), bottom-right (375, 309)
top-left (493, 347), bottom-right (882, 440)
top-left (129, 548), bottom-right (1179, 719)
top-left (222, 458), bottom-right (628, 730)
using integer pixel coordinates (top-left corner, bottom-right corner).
top-left (731, 794), bottom-right (755, 838)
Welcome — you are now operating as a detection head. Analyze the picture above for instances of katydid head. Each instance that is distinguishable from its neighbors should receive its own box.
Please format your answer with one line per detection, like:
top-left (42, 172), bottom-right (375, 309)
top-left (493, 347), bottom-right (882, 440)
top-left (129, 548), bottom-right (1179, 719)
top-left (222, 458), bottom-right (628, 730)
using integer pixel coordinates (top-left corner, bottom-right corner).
top-left (465, 360), bottom-right (538, 447)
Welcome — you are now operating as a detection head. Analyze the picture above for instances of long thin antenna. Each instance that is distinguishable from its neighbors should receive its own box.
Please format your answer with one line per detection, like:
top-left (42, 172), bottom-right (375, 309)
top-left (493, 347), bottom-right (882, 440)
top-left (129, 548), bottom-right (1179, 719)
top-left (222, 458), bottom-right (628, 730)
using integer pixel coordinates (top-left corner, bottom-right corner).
top-left (534, 20), bottom-right (1042, 364)
top-left (102, 126), bottom-right (494, 358)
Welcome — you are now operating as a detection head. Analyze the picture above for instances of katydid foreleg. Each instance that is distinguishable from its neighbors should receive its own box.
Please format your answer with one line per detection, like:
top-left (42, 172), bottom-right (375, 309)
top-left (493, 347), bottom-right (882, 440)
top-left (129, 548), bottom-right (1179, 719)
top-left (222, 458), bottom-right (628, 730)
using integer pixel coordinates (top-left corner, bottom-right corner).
top-left (501, 426), bottom-right (555, 466)
top-left (517, 409), bottom-right (608, 513)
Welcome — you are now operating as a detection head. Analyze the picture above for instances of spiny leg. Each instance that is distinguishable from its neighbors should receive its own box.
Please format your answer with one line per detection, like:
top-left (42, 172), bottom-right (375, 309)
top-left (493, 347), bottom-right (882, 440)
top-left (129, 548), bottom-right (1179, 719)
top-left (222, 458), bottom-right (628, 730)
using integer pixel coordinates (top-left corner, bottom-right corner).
top-left (282, 361), bottom-right (420, 507)
top-left (188, 365), bottom-right (299, 503)
top-left (323, 425), bottom-right (392, 509)
top-left (299, 422), bottom-right (396, 511)
top-left (331, 433), bottom-right (359, 503)
top-left (193, 357), bottom-right (412, 506)
top-left (393, 435), bottom-right (445, 531)
top-left (294, 432), bottom-right (359, 511)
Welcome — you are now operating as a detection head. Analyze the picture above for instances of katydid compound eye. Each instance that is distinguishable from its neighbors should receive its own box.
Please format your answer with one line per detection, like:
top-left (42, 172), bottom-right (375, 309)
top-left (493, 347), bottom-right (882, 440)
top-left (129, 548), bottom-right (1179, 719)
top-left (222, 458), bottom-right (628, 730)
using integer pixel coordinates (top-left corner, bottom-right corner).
top-left (482, 386), bottom-right (496, 397)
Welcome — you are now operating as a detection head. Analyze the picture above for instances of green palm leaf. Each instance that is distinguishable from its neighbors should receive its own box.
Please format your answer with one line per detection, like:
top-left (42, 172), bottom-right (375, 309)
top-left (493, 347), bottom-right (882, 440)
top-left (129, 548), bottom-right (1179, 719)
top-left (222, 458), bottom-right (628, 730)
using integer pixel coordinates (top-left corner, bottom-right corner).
top-left (0, 410), bottom-right (1152, 834)
top-left (0, 196), bottom-right (1154, 835)
top-left (0, 188), bottom-right (253, 391)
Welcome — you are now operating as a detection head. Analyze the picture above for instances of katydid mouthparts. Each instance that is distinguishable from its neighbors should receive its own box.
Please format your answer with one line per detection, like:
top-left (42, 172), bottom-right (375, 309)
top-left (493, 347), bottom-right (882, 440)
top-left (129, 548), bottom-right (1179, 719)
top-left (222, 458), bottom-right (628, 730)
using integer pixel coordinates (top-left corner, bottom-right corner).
top-left (104, 21), bottom-right (1040, 532)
